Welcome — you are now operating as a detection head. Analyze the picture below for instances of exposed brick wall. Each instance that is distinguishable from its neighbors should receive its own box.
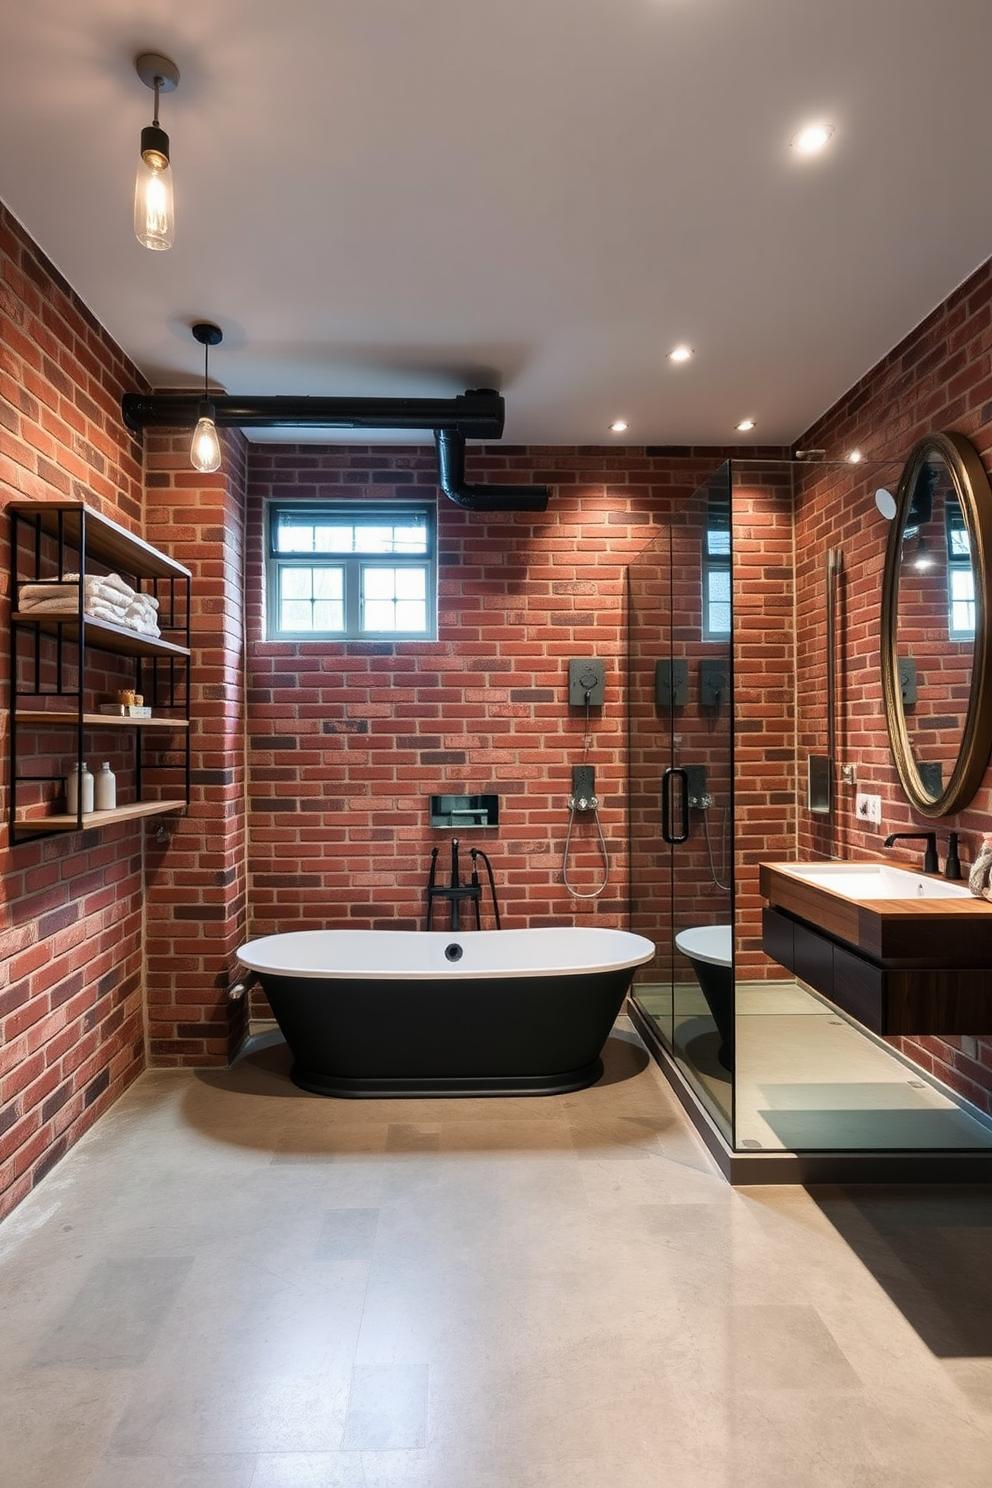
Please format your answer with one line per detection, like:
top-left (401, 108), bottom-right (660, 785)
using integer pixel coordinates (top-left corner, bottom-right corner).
top-left (142, 430), bottom-right (249, 1065)
top-left (0, 203), bottom-right (149, 1221)
top-left (243, 446), bottom-right (744, 962)
top-left (797, 255), bottom-right (992, 1113)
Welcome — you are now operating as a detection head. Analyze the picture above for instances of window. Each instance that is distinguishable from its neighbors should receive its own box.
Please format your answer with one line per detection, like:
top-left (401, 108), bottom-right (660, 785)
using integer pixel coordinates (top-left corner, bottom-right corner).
top-left (703, 496), bottom-right (731, 639)
top-left (946, 497), bottom-right (975, 640)
top-left (267, 502), bottom-right (437, 640)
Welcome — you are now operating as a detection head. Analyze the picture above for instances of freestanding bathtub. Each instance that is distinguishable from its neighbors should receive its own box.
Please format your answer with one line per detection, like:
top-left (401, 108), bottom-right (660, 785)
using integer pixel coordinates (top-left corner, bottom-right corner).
top-left (237, 926), bottom-right (656, 1097)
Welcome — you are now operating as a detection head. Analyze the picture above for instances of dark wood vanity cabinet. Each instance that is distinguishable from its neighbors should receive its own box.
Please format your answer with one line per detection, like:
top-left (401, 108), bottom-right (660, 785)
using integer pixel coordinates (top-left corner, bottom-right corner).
top-left (762, 905), bottom-right (992, 1035)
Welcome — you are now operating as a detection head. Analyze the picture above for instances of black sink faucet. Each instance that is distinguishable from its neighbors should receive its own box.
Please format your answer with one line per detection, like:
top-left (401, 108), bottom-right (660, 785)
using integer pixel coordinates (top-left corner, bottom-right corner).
top-left (883, 832), bottom-right (939, 874)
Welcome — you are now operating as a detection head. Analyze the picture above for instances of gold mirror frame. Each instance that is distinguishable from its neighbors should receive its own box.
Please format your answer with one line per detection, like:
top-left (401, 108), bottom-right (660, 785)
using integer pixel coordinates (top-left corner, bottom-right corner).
top-left (881, 430), bottom-right (992, 817)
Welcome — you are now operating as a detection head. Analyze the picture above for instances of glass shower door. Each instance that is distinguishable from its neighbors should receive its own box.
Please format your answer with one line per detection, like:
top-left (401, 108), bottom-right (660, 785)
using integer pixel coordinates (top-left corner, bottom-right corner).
top-left (629, 465), bottom-right (734, 1138)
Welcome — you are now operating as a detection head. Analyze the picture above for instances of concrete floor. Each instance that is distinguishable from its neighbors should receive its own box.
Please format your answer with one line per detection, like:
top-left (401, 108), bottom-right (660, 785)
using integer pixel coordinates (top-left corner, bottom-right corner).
top-left (2, 1023), bottom-right (991, 1487)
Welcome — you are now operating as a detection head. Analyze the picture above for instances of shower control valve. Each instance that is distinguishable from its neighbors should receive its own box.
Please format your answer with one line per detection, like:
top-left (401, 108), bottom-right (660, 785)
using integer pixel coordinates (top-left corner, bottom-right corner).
top-left (568, 792), bottom-right (600, 812)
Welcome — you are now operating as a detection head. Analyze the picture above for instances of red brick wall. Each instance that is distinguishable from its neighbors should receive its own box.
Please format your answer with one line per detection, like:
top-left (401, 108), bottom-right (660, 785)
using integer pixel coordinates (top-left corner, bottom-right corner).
top-left (143, 430), bottom-right (249, 1065)
top-left (0, 204), bottom-right (149, 1221)
top-left (797, 255), bottom-right (992, 1113)
top-left (243, 447), bottom-right (744, 957)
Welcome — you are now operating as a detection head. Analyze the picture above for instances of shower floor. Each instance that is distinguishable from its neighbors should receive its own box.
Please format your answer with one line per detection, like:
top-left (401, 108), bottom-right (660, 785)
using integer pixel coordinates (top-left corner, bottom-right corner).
top-left (633, 979), bottom-right (992, 1153)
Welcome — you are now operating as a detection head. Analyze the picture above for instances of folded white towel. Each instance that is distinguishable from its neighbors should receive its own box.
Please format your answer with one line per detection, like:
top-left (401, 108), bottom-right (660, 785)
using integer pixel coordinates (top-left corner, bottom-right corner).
top-left (87, 599), bottom-right (132, 624)
top-left (86, 578), bottom-right (135, 609)
top-left (17, 582), bottom-right (79, 606)
top-left (16, 594), bottom-right (79, 614)
top-left (82, 571), bottom-right (135, 602)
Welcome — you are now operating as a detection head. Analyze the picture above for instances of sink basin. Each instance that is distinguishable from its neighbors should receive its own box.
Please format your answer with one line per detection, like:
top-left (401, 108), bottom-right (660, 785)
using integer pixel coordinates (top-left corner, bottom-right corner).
top-left (782, 861), bottom-right (971, 901)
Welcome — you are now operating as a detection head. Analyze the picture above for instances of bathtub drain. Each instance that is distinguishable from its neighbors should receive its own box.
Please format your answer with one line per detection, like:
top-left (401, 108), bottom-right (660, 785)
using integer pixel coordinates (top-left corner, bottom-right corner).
top-left (445, 943), bottom-right (464, 962)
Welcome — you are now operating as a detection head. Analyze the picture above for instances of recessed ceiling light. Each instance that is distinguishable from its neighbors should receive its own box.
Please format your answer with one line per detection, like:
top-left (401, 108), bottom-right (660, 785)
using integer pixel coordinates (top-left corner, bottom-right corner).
top-left (609, 419), bottom-right (629, 434)
top-left (791, 122), bottom-right (835, 154)
top-left (668, 344), bottom-right (693, 363)
top-left (847, 449), bottom-right (863, 463)
top-left (736, 419), bottom-right (756, 433)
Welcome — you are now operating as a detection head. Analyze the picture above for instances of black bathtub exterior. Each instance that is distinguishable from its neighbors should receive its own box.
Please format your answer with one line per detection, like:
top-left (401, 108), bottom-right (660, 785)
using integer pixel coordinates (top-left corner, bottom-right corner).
top-left (256, 965), bottom-right (636, 1097)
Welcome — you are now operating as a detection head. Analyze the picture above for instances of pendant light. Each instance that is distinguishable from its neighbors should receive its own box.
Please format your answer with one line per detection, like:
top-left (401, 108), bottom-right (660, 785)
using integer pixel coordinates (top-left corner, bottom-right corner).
top-left (190, 323), bottom-right (223, 473)
top-left (134, 53), bottom-right (179, 251)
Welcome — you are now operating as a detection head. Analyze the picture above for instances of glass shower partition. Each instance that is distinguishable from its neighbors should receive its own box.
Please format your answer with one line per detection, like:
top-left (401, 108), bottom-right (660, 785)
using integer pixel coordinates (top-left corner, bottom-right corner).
top-left (628, 464), bottom-right (735, 1139)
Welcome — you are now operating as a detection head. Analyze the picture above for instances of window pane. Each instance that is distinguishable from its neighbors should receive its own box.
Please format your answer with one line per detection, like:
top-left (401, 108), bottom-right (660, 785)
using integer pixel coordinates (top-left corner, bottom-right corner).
top-left (281, 599), bottom-right (315, 630)
top-left (950, 567), bottom-right (975, 638)
top-left (361, 566), bottom-right (429, 633)
top-left (708, 570), bottom-right (731, 604)
top-left (708, 602), bottom-right (731, 635)
top-left (313, 599), bottom-right (345, 630)
top-left (275, 510), bottom-right (428, 556)
top-left (313, 568), bottom-right (343, 599)
top-left (278, 566), bottom-right (345, 632)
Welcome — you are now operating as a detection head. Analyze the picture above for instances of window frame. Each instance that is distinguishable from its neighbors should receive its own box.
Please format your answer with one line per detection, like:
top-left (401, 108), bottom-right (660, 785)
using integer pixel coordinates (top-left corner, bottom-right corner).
top-left (265, 499), bottom-right (438, 642)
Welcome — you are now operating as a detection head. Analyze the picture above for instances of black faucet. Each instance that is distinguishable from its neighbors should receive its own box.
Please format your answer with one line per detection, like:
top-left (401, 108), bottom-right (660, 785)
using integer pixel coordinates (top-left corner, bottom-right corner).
top-left (425, 838), bottom-right (501, 931)
top-left (883, 832), bottom-right (939, 874)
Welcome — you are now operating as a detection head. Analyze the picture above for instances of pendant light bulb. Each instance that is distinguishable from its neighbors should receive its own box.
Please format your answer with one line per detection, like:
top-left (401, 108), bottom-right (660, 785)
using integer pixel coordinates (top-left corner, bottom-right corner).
top-left (191, 403), bottom-right (222, 472)
top-left (190, 322), bottom-right (224, 473)
top-left (134, 54), bottom-right (179, 251)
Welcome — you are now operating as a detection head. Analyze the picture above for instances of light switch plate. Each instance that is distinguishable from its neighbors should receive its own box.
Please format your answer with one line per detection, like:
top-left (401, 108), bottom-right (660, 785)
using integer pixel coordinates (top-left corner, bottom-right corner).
top-left (856, 792), bottom-right (882, 824)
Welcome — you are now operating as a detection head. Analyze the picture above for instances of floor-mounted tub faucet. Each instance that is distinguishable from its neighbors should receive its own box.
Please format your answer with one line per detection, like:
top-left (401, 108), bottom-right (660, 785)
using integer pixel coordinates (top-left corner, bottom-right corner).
top-left (883, 831), bottom-right (939, 874)
top-left (425, 838), bottom-right (501, 930)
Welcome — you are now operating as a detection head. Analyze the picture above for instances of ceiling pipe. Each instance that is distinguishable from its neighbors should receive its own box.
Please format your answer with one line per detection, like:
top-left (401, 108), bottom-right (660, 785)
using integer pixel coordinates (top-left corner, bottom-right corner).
top-left (434, 429), bottom-right (549, 511)
top-left (121, 387), bottom-right (506, 438)
top-left (122, 384), bottom-right (550, 511)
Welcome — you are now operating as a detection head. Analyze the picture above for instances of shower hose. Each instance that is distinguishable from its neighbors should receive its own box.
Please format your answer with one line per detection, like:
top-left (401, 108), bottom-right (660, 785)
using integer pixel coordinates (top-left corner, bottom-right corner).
top-left (561, 801), bottom-right (610, 899)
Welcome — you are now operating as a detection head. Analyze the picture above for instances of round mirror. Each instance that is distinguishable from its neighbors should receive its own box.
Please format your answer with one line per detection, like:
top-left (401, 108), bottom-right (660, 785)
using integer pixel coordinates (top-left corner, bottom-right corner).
top-left (881, 431), bottom-right (992, 816)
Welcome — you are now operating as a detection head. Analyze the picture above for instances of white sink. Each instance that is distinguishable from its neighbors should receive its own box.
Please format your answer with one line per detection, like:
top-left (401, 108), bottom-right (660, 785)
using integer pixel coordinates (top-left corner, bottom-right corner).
top-left (784, 861), bottom-right (971, 901)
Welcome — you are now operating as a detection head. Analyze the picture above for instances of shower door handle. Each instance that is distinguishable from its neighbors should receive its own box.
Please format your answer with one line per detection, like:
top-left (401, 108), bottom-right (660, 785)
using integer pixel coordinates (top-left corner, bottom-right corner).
top-left (661, 767), bottom-right (690, 844)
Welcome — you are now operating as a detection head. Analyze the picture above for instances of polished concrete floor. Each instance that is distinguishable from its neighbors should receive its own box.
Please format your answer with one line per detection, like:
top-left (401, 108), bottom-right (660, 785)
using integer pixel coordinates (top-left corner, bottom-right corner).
top-left (2, 1022), bottom-right (992, 1487)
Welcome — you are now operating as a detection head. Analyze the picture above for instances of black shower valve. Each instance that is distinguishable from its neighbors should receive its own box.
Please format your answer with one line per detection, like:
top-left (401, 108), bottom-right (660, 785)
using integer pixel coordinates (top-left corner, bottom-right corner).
top-left (568, 659), bottom-right (605, 707)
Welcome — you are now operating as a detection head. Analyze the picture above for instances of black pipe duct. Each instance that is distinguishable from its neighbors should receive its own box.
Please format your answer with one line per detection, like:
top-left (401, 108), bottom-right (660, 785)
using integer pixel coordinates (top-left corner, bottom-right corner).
top-left (434, 429), bottom-right (549, 512)
top-left (121, 384), bottom-right (550, 511)
top-left (121, 387), bottom-right (506, 438)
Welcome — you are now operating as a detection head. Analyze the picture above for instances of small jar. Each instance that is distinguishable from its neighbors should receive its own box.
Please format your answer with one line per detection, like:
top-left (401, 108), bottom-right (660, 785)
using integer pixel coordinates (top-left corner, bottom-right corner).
top-left (94, 761), bottom-right (116, 811)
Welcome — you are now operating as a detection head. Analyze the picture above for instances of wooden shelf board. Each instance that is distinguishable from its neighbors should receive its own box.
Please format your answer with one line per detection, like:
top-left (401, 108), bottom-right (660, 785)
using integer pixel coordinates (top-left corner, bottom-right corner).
top-left (13, 612), bottom-right (190, 659)
top-left (8, 500), bottom-right (191, 580)
top-left (15, 710), bottom-right (189, 729)
top-left (14, 800), bottom-right (187, 832)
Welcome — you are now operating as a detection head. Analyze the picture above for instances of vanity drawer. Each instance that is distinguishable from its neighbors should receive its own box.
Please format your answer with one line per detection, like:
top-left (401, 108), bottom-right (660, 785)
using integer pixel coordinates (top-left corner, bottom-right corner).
top-left (831, 944), bottom-right (885, 1033)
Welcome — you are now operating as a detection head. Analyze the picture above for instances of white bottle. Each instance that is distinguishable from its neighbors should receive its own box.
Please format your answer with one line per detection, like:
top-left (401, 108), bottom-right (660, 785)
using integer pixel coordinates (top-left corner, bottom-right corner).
top-left (67, 762), bottom-right (94, 815)
top-left (94, 761), bottom-right (116, 811)
top-left (66, 762), bottom-right (80, 815)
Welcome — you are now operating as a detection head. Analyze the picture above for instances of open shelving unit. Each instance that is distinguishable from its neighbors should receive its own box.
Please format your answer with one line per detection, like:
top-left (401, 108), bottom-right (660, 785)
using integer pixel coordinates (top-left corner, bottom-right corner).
top-left (8, 500), bottom-right (192, 843)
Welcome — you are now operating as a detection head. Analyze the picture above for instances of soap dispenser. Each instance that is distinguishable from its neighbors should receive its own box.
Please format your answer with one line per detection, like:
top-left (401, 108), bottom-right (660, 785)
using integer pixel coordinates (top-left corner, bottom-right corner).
top-left (94, 761), bottom-right (117, 811)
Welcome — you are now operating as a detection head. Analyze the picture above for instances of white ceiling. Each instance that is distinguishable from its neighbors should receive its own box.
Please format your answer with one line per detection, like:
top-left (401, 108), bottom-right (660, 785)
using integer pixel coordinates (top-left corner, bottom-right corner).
top-left (2, 0), bottom-right (992, 448)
